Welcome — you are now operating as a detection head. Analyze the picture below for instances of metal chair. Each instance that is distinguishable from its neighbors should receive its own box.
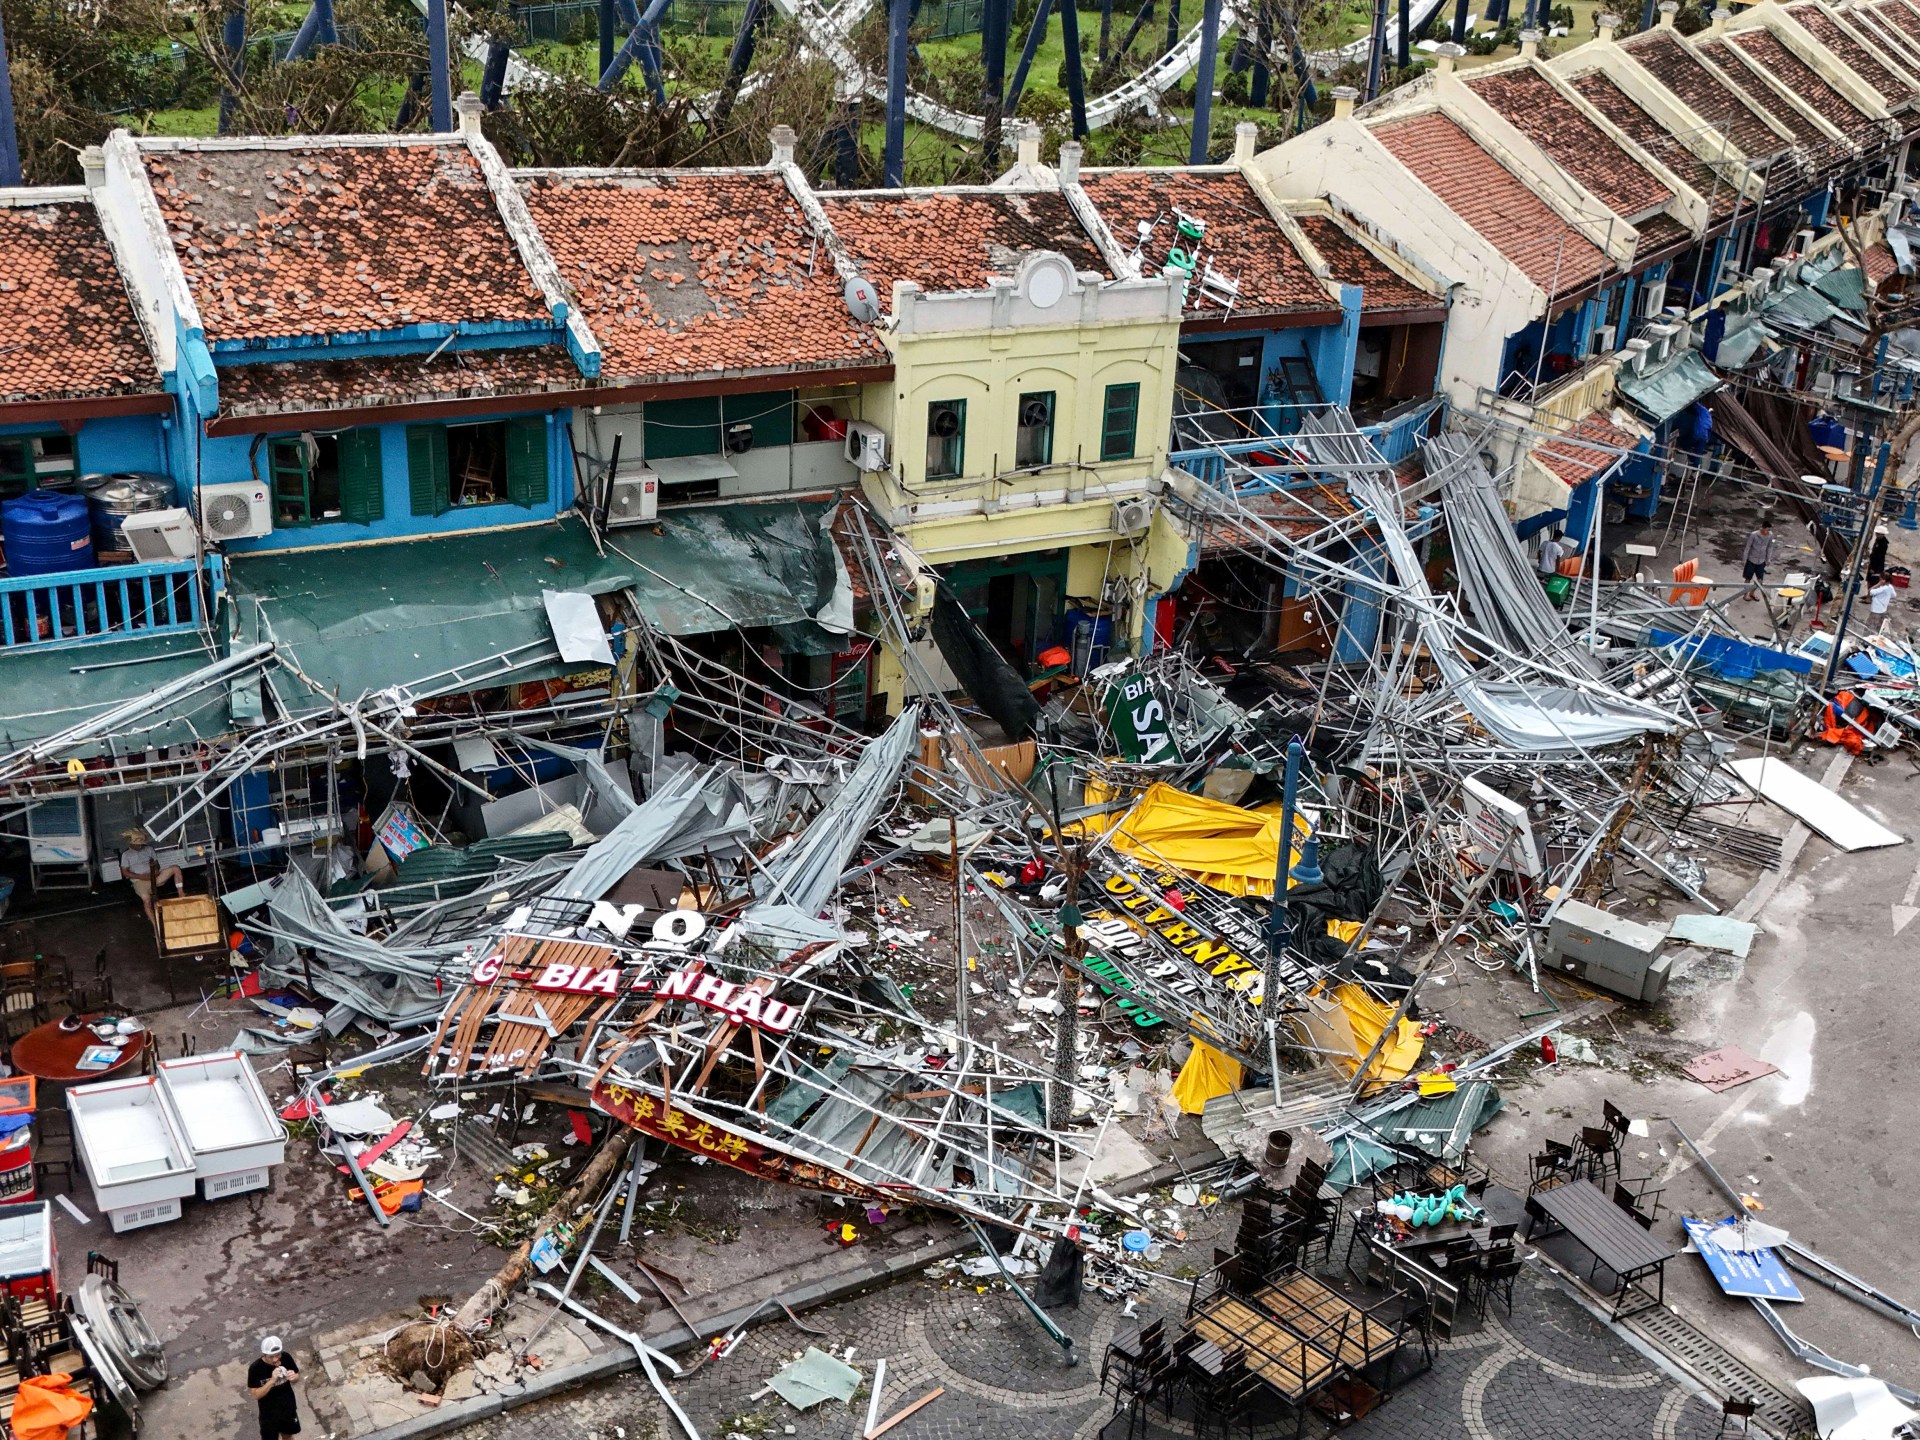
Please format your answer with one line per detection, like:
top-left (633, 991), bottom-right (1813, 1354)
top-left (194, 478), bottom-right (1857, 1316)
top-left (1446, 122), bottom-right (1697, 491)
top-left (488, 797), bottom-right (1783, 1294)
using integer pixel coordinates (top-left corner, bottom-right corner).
top-left (32, 1111), bottom-right (73, 1194)
top-left (1716, 1396), bottom-right (1758, 1435)
top-left (1574, 1124), bottom-right (1621, 1184)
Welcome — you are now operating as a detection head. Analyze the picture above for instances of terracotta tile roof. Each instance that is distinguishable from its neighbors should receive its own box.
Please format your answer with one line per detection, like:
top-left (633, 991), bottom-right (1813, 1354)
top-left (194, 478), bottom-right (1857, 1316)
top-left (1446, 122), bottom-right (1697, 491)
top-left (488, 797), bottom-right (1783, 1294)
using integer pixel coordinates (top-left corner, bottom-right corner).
top-left (1372, 112), bottom-right (1613, 294)
top-left (1725, 29), bottom-right (1882, 142)
top-left (1871, 0), bottom-right (1920, 43)
top-left (217, 344), bottom-right (582, 419)
top-left (0, 200), bottom-right (162, 406)
top-left (1076, 169), bottom-right (1332, 317)
top-left (1290, 212), bottom-right (1438, 312)
top-left (1622, 31), bottom-right (1785, 158)
top-left (1536, 409), bottom-right (1639, 487)
top-left (1635, 212), bottom-right (1693, 253)
top-left (144, 141), bottom-right (550, 343)
top-left (1691, 36), bottom-right (1830, 147)
top-left (519, 171), bottom-right (882, 386)
top-left (1467, 68), bottom-right (1673, 219)
top-left (1786, 4), bottom-right (1916, 102)
top-left (1571, 72), bottom-right (1741, 219)
top-left (1846, 5), bottom-right (1920, 71)
top-left (1864, 240), bottom-right (1900, 284)
top-left (816, 190), bottom-right (1110, 299)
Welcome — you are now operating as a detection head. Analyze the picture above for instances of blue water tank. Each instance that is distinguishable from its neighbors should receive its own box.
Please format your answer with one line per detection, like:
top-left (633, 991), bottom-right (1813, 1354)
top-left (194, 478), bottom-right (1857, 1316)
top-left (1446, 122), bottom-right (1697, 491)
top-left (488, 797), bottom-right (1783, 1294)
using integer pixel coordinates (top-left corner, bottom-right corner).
top-left (1, 491), bottom-right (95, 577)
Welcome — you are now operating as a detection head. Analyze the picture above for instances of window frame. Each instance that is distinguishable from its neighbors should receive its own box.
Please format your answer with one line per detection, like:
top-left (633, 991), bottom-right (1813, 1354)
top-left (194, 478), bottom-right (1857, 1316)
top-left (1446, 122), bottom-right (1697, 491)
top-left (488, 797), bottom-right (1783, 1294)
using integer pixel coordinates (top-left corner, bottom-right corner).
top-left (926, 398), bottom-right (967, 481)
top-left (1100, 382), bottom-right (1141, 462)
top-left (0, 430), bottom-right (78, 501)
top-left (1014, 390), bottom-right (1055, 469)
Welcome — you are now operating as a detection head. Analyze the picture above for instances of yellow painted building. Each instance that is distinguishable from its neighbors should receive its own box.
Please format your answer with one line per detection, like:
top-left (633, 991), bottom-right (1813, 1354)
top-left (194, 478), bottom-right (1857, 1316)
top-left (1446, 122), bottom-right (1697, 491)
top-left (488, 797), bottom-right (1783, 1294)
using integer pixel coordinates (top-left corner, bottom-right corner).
top-left (850, 251), bottom-right (1195, 713)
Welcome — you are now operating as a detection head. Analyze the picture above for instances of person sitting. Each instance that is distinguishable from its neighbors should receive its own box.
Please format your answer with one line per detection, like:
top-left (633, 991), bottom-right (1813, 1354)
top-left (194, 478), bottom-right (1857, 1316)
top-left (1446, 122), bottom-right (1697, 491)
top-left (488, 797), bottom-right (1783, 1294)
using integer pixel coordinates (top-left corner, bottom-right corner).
top-left (120, 828), bottom-right (184, 921)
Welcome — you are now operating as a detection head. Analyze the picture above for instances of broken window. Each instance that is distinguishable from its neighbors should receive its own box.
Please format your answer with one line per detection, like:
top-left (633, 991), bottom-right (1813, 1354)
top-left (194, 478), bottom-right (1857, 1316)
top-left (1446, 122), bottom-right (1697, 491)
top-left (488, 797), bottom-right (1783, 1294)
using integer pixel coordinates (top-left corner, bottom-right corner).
top-left (1015, 391), bottom-right (1054, 468)
top-left (926, 399), bottom-right (966, 479)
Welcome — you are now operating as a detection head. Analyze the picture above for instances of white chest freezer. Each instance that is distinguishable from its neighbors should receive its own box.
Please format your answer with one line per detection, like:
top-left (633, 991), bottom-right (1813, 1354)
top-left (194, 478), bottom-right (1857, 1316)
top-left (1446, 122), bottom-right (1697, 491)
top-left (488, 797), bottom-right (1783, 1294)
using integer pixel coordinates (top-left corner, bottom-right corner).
top-left (157, 1051), bottom-right (287, 1199)
top-left (66, 1076), bottom-right (198, 1233)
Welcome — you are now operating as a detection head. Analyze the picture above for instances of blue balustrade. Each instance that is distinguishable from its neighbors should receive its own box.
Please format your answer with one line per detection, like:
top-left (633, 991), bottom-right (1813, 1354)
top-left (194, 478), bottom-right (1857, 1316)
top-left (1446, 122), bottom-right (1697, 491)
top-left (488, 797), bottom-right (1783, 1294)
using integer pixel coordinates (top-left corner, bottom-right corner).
top-left (0, 557), bottom-right (208, 652)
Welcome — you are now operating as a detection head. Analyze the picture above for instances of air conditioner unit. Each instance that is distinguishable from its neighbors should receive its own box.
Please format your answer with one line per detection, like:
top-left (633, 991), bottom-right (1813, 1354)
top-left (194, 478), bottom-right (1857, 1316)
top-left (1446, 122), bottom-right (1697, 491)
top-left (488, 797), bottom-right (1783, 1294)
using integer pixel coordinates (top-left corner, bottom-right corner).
top-left (194, 481), bottom-right (272, 541)
top-left (119, 507), bottom-right (197, 562)
top-left (844, 421), bottom-right (890, 472)
top-left (1638, 281), bottom-right (1667, 318)
top-left (1589, 324), bottom-right (1616, 357)
top-left (1111, 496), bottom-right (1154, 535)
top-left (605, 468), bottom-right (659, 527)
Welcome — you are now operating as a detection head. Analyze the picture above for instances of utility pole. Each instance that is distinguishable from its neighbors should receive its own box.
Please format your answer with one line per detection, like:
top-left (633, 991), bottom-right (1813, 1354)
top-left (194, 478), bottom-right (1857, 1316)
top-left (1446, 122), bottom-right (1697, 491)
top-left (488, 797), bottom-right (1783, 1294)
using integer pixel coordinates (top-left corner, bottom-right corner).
top-left (1048, 842), bottom-right (1086, 1130)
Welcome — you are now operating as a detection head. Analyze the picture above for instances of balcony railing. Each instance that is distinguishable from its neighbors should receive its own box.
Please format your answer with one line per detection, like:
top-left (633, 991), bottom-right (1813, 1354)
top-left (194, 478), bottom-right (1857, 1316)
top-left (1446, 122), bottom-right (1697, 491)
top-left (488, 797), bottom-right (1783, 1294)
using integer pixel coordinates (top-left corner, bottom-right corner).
top-left (1169, 397), bottom-right (1448, 488)
top-left (0, 557), bottom-right (209, 652)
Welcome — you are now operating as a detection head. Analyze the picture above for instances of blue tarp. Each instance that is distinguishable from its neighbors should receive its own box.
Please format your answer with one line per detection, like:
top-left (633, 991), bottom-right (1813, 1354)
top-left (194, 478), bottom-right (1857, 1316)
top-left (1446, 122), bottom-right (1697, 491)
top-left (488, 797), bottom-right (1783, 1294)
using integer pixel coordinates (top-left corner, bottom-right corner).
top-left (1649, 628), bottom-right (1813, 680)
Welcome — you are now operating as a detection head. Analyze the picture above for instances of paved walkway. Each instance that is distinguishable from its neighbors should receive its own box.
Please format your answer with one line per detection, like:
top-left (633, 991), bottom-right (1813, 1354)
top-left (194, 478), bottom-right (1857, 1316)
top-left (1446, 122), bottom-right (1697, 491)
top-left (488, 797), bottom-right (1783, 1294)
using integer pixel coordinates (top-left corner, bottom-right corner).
top-left (456, 1260), bottom-right (1736, 1440)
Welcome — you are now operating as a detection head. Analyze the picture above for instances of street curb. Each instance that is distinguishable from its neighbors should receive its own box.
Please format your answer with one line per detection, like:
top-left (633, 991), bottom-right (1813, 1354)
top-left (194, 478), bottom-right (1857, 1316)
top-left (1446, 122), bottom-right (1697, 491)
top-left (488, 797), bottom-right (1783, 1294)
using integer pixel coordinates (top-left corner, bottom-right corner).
top-left (349, 1146), bottom-right (1223, 1439)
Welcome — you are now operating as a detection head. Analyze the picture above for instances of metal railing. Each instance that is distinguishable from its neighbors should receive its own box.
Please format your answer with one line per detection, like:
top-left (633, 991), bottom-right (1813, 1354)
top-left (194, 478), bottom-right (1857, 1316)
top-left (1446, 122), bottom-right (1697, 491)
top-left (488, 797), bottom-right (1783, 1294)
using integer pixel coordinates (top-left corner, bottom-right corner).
top-left (0, 557), bottom-right (209, 653)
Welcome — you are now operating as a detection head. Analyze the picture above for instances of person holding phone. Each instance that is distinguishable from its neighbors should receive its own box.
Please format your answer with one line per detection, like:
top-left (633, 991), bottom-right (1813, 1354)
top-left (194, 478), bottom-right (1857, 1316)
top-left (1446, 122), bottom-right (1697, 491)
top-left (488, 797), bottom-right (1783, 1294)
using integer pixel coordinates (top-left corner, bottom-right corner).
top-left (246, 1336), bottom-right (302, 1439)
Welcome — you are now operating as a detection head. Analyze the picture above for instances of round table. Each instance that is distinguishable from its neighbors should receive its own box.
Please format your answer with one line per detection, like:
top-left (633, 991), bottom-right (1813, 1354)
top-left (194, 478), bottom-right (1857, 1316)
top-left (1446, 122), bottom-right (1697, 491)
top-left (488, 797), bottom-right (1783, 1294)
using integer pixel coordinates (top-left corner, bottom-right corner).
top-left (10, 1016), bottom-right (150, 1084)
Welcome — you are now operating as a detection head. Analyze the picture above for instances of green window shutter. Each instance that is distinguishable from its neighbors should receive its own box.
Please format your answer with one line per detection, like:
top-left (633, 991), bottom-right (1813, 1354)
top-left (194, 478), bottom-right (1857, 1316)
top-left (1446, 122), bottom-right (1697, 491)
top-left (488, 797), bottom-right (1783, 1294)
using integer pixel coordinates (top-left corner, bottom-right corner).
top-left (337, 428), bottom-right (385, 524)
top-left (724, 391), bottom-right (795, 449)
top-left (1101, 383), bottom-right (1140, 462)
top-left (643, 397), bottom-right (722, 460)
top-left (504, 416), bottom-right (548, 509)
top-left (406, 424), bottom-right (449, 518)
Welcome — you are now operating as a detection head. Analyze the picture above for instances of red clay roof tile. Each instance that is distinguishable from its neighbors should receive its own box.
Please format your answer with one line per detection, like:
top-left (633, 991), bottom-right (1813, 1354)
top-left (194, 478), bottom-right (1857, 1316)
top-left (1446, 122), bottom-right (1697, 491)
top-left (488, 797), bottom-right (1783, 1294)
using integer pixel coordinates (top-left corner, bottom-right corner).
top-left (145, 141), bottom-right (549, 343)
top-left (1467, 67), bottom-right (1673, 219)
top-left (1690, 35), bottom-right (1830, 146)
top-left (1725, 28), bottom-right (1882, 141)
top-left (1372, 112), bottom-right (1613, 294)
top-left (1622, 30), bottom-right (1786, 157)
top-left (1871, 0), bottom-right (1920, 43)
top-left (1864, 240), bottom-right (1900, 284)
top-left (816, 189), bottom-right (1110, 299)
top-left (520, 171), bottom-right (882, 386)
top-left (1786, 4), bottom-right (1915, 102)
top-left (1077, 169), bottom-right (1333, 316)
top-left (0, 200), bottom-right (162, 406)
top-left (1570, 70), bottom-right (1742, 219)
top-left (1289, 212), bottom-right (1437, 312)
top-left (1537, 409), bottom-right (1639, 487)
top-left (1844, 4), bottom-right (1920, 71)
top-left (217, 345), bottom-right (582, 419)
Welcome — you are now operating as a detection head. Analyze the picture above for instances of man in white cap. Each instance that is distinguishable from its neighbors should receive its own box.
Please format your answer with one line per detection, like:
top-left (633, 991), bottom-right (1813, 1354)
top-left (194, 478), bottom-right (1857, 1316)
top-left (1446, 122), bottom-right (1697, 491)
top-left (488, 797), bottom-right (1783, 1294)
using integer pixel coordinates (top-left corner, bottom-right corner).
top-left (246, 1335), bottom-right (302, 1439)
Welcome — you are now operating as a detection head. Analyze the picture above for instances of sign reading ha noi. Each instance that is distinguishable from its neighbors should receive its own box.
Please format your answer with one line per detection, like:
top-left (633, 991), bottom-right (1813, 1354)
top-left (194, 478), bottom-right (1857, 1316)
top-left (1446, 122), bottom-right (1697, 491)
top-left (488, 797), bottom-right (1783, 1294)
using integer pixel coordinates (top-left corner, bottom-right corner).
top-left (590, 1081), bottom-right (882, 1199)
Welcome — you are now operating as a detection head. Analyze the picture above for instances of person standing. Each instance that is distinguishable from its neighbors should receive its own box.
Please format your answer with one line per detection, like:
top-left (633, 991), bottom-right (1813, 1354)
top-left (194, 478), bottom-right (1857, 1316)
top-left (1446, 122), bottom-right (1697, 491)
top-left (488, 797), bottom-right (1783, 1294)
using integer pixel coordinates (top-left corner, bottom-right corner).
top-left (1538, 531), bottom-right (1565, 579)
top-left (119, 828), bottom-right (184, 922)
top-left (247, 1336), bottom-right (302, 1440)
top-left (1741, 521), bottom-right (1776, 599)
top-left (1869, 574), bottom-right (1898, 632)
top-left (1869, 522), bottom-right (1890, 580)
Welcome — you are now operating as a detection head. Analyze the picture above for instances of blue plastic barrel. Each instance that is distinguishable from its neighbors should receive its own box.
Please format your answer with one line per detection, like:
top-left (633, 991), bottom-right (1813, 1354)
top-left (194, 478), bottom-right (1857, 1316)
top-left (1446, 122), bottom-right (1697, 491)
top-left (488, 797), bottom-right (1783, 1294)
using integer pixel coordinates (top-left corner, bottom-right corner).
top-left (1, 491), bottom-right (95, 577)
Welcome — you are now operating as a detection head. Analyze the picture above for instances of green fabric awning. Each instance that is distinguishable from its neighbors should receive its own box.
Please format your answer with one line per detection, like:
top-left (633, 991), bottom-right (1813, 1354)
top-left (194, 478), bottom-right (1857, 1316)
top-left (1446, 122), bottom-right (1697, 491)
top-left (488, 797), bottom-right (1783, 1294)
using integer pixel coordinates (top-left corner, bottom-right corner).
top-left (0, 632), bottom-right (228, 755)
top-left (227, 505), bottom-right (846, 711)
top-left (1616, 349), bottom-right (1719, 423)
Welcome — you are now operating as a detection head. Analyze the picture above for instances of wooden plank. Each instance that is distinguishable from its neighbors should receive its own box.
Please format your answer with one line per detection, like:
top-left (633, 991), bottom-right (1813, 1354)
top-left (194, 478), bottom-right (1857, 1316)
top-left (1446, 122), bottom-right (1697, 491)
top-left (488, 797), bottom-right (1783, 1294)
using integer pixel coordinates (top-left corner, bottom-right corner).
top-left (865, 1385), bottom-right (944, 1439)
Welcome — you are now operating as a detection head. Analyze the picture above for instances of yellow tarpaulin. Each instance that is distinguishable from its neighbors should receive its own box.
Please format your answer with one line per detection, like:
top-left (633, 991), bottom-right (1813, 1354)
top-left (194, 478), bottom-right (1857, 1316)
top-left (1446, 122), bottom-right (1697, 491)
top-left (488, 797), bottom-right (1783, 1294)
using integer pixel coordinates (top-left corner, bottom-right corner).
top-left (1171, 1040), bottom-right (1245, 1114)
top-left (1108, 782), bottom-right (1309, 897)
top-left (1292, 982), bottom-right (1424, 1091)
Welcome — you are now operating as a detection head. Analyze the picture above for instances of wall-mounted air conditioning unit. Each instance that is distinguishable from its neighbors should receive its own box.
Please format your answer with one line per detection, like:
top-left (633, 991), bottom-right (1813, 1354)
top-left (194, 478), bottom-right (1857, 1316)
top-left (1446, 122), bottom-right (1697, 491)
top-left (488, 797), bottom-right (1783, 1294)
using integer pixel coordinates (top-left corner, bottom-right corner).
top-left (845, 422), bottom-right (890, 472)
top-left (606, 468), bottom-right (659, 527)
top-left (1589, 324), bottom-right (1617, 357)
top-left (1638, 281), bottom-right (1667, 318)
top-left (119, 507), bottom-right (197, 563)
top-left (1111, 496), bottom-right (1154, 535)
top-left (194, 482), bottom-right (272, 541)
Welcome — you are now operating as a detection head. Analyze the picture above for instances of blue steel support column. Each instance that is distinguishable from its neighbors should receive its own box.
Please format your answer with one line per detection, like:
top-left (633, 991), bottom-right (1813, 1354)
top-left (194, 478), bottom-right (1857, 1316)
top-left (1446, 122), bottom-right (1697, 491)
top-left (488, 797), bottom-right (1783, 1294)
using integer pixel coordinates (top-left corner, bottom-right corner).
top-left (1250, 17), bottom-right (1270, 107)
top-left (1364, 0), bottom-right (1387, 99)
top-left (1006, 0), bottom-right (1056, 112)
top-left (883, 0), bottom-right (911, 186)
top-left (218, 3), bottom-right (247, 135)
top-left (1187, 0), bottom-right (1221, 161)
top-left (601, 0), bottom-right (670, 101)
top-left (1396, 0), bottom-right (1409, 68)
top-left (427, 0), bottom-right (453, 132)
top-left (721, 0), bottom-right (768, 98)
top-left (981, 0), bottom-right (1010, 165)
top-left (600, 0), bottom-right (615, 79)
top-left (0, 1), bottom-right (19, 188)
top-left (1639, 0), bottom-right (1656, 28)
top-left (285, 0), bottom-right (339, 61)
top-left (480, 39), bottom-right (512, 107)
top-left (1164, 0), bottom-right (1182, 56)
top-left (1451, 0), bottom-right (1468, 43)
top-left (1059, 0), bottom-right (1089, 138)
top-left (833, 79), bottom-right (862, 185)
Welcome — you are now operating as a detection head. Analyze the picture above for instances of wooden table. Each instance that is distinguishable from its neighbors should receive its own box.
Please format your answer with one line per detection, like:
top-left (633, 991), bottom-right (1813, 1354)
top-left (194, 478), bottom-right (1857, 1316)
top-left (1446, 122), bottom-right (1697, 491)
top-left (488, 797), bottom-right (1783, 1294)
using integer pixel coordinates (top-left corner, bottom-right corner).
top-left (1529, 1181), bottom-right (1675, 1318)
top-left (1255, 1272), bottom-right (1404, 1376)
top-left (10, 1016), bottom-right (149, 1085)
top-left (1189, 1294), bottom-right (1339, 1405)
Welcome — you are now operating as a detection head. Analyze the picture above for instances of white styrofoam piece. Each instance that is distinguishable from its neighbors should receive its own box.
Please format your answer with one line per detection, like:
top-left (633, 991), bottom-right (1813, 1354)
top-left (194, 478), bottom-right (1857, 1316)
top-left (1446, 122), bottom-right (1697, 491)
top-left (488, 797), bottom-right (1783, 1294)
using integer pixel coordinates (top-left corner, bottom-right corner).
top-left (1726, 757), bottom-right (1905, 851)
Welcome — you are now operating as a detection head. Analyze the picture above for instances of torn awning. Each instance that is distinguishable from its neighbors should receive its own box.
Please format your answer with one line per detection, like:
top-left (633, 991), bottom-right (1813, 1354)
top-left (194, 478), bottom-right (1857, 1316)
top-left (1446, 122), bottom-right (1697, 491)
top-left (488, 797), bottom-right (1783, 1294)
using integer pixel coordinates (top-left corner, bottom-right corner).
top-left (0, 632), bottom-right (229, 755)
top-left (1615, 350), bottom-right (1719, 423)
top-left (227, 504), bottom-right (849, 710)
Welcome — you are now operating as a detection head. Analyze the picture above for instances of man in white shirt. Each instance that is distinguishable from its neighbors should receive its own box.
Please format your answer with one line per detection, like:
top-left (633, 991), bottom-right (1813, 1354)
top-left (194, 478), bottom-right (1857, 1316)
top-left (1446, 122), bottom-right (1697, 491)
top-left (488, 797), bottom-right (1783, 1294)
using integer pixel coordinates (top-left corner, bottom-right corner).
top-left (1538, 532), bottom-right (1565, 578)
top-left (120, 828), bottom-right (184, 921)
top-left (1868, 575), bottom-right (1898, 632)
